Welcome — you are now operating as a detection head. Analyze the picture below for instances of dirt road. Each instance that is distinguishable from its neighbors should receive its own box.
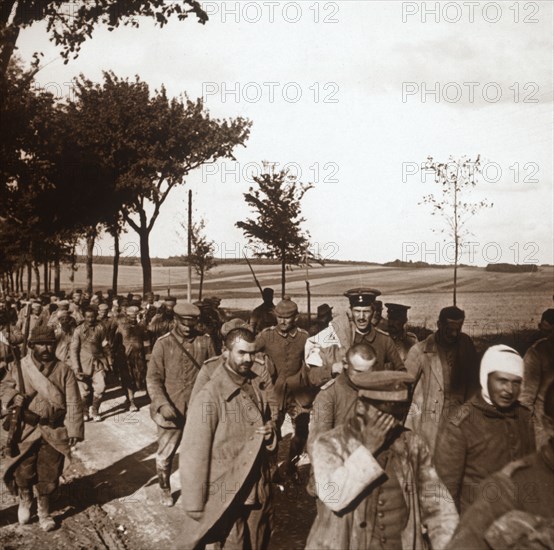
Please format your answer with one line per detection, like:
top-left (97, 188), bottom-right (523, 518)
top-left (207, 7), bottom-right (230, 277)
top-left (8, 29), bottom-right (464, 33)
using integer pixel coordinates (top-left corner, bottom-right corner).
top-left (0, 385), bottom-right (315, 549)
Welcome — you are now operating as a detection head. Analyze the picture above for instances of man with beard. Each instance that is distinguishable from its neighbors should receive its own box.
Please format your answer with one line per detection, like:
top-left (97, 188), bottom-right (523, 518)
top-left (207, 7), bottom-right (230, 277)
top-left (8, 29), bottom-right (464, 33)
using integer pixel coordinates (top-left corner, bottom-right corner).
top-left (146, 303), bottom-right (215, 506)
top-left (306, 370), bottom-right (458, 549)
top-left (70, 307), bottom-right (109, 422)
top-left (54, 310), bottom-right (77, 368)
top-left (405, 305), bottom-right (479, 453)
top-left (112, 306), bottom-right (149, 411)
top-left (435, 344), bottom-right (535, 514)
top-left (0, 325), bottom-right (83, 531)
top-left (305, 288), bottom-right (404, 388)
top-left (179, 327), bottom-right (277, 550)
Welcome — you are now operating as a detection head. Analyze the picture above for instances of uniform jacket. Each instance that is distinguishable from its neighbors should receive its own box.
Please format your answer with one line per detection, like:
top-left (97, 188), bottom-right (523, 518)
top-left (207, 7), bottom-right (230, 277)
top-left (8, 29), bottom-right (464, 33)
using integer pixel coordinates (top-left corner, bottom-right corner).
top-left (521, 337), bottom-right (554, 448)
top-left (390, 331), bottom-right (419, 363)
top-left (447, 440), bottom-right (554, 549)
top-left (146, 329), bottom-right (215, 426)
top-left (256, 326), bottom-right (310, 407)
top-left (306, 423), bottom-right (459, 550)
top-left (434, 393), bottom-right (535, 514)
top-left (189, 353), bottom-right (279, 422)
top-left (70, 322), bottom-right (108, 376)
top-left (0, 325), bottom-right (23, 369)
top-left (0, 355), bottom-right (84, 494)
top-left (179, 364), bottom-right (276, 549)
top-left (305, 312), bottom-right (405, 375)
top-left (404, 331), bottom-right (479, 453)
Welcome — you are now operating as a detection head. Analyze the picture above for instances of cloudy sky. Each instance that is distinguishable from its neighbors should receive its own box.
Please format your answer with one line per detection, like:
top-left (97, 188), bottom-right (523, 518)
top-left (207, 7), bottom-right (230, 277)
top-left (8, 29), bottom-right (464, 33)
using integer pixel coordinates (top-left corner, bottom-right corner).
top-left (16, 1), bottom-right (554, 266)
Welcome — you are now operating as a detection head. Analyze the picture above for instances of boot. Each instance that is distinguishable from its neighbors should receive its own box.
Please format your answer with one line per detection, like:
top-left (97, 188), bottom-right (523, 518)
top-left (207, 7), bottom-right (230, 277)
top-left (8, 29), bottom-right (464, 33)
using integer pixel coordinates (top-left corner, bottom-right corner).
top-left (37, 495), bottom-right (56, 532)
top-left (157, 467), bottom-right (174, 507)
top-left (91, 397), bottom-right (102, 422)
top-left (17, 488), bottom-right (33, 525)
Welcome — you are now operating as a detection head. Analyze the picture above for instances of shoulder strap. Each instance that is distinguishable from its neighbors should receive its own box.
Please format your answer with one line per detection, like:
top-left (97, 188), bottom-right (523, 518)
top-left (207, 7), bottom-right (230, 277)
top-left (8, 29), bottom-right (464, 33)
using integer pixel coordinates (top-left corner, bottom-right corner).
top-left (169, 332), bottom-right (202, 370)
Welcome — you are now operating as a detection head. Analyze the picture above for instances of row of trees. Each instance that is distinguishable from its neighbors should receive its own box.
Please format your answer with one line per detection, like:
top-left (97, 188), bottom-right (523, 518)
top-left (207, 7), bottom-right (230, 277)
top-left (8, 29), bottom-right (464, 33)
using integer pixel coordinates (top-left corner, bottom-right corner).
top-left (0, 61), bottom-right (250, 295)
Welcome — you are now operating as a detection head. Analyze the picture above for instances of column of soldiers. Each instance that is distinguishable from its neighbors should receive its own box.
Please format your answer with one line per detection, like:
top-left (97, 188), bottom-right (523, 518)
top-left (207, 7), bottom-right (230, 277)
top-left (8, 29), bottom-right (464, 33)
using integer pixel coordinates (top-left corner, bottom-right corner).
top-left (1, 285), bottom-right (553, 549)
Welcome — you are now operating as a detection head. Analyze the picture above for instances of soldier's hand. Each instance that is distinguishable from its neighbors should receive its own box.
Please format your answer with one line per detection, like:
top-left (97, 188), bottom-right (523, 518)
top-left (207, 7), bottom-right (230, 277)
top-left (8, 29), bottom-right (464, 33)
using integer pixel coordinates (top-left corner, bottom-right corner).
top-left (187, 510), bottom-right (203, 521)
top-left (256, 422), bottom-right (274, 442)
top-left (12, 394), bottom-right (25, 407)
top-left (159, 404), bottom-right (177, 421)
top-left (361, 409), bottom-right (396, 453)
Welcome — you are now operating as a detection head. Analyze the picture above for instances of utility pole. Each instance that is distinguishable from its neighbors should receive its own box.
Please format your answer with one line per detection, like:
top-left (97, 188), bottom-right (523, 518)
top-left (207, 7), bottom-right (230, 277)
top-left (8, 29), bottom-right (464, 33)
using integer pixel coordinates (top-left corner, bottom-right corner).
top-left (187, 189), bottom-right (192, 303)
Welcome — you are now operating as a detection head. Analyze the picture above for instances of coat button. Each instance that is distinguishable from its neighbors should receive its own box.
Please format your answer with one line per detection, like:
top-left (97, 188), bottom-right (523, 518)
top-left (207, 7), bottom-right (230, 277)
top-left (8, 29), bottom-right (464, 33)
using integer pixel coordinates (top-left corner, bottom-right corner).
top-left (380, 537), bottom-right (387, 543)
top-left (359, 521), bottom-right (367, 528)
top-left (377, 512), bottom-right (384, 518)
top-left (378, 499), bottom-right (384, 506)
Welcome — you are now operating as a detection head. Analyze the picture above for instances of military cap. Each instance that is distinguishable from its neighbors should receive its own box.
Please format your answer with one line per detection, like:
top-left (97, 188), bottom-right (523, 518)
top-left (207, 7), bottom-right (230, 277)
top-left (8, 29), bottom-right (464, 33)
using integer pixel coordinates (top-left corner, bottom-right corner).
top-left (57, 300), bottom-right (70, 309)
top-left (164, 295), bottom-right (177, 304)
top-left (344, 288), bottom-right (381, 307)
top-left (349, 370), bottom-right (415, 401)
top-left (275, 297), bottom-right (298, 317)
top-left (541, 308), bottom-right (554, 324)
top-left (29, 325), bottom-right (57, 344)
top-left (153, 301), bottom-right (162, 308)
top-left (385, 303), bottom-right (411, 319)
top-left (98, 303), bottom-right (109, 311)
top-left (207, 296), bottom-right (221, 304)
top-left (174, 302), bottom-right (200, 318)
top-left (317, 303), bottom-right (333, 318)
top-left (56, 309), bottom-right (69, 319)
top-left (221, 318), bottom-right (250, 337)
top-left (126, 306), bottom-right (139, 316)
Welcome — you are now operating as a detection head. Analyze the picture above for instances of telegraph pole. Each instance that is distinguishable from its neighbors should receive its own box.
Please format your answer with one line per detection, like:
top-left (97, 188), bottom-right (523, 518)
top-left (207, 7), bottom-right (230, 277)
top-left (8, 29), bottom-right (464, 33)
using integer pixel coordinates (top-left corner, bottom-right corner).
top-left (187, 189), bottom-right (192, 302)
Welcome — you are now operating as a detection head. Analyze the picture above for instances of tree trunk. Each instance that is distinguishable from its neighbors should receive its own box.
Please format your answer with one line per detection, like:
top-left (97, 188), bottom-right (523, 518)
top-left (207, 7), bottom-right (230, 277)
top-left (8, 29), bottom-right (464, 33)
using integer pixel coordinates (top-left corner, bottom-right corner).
top-left (86, 230), bottom-right (96, 295)
top-left (198, 268), bottom-right (204, 301)
top-left (43, 261), bottom-right (48, 293)
top-left (33, 263), bottom-right (40, 295)
top-left (15, 268), bottom-right (19, 293)
top-left (112, 231), bottom-right (120, 294)
top-left (26, 261), bottom-right (32, 296)
top-left (9, 270), bottom-right (14, 293)
top-left (139, 227), bottom-right (152, 294)
top-left (281, 255), bottom-right (286, 298)
top-left (54, 256), bottom-right (61, 294)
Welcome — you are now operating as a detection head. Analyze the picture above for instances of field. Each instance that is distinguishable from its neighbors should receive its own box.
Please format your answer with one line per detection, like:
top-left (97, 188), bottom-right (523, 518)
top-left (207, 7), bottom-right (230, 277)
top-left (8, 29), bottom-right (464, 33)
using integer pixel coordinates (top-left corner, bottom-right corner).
top-left (61, 262), bottom-right (554, 336)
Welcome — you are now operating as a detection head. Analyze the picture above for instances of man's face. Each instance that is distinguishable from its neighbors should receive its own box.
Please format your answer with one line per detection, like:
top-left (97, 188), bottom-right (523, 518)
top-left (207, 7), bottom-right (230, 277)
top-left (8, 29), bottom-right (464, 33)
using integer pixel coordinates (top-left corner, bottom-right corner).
top-left (32, 342), bottom-right (55, 363)
top-left (31, 304), bottom-right (41, 315)
top-left (277, 314), bottom-right (297, 333)
top-left (225, 338), bottom-right (256, 377)
top-left (127, 313), bottom-right (138, 325)
top-left (73, 293), bottom-right (82, 304)
top-left (97, 309), bottom-right (107, 320)
top-left (351, 306), bottom-right (373, 332)
top-left (488, 371), bottom-right (522, 410)
top-left (165, 302), bottom-right (176, 313)
top-left (345, 353), bottom-right (376, 378)
top-left (539, 319), bottom-right (554, 339)
top-left (84, 311), bottom-right (97, 326)
top-left (438, 318), bottom-right (464, 345)
top-left (175, 315), bottom-right (197, 337)
top-left (387, 317), bottom-right (406, 338)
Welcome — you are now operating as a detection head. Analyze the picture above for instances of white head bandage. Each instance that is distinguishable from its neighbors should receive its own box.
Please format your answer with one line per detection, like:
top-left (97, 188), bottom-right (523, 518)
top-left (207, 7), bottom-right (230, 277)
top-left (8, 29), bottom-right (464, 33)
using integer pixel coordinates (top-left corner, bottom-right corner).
top-left (480, 344), bottom-right (523, 405)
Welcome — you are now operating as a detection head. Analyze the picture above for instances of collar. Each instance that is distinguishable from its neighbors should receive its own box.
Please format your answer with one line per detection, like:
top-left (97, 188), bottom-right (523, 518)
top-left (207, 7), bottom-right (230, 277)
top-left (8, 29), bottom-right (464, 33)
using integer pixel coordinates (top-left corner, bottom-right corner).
top-left (472, 393), bottom-right (518, 418)
top-left (277, 327), bottom-right (298, 339)
top-left (220, 363), bottom-right (257, 400)
top-left (31, 354), bottom-right (56, 376)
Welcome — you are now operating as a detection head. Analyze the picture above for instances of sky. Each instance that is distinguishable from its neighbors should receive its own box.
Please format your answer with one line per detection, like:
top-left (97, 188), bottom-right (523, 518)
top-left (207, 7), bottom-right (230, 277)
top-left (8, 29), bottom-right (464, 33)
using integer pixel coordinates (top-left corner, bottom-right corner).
top-left (15, 0), bottom-right (554, 267)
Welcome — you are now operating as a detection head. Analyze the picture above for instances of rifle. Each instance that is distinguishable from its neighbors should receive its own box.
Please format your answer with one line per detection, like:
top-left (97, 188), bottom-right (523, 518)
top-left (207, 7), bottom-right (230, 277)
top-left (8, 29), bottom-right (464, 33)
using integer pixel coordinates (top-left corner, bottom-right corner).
top-left (243, 252), bottom-right (264, 298)
top-left (3, 328), bottom-right (25, 458)
top-left (21, 300), bottom-right (32, 356)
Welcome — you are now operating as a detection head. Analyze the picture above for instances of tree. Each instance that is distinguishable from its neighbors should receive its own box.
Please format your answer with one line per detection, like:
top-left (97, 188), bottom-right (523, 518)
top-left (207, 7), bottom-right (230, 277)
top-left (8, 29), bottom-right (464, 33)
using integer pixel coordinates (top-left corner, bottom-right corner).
top-left (69, 71), bottom-right (251, 293)
top-left (236, 170), bottom-right (313, 298)
top-left (0, 1), bottom-right (208, 82)
top-left (421, 155), bottom-right (493, 306)
top-left (179, 218), bottom-right (216, 300)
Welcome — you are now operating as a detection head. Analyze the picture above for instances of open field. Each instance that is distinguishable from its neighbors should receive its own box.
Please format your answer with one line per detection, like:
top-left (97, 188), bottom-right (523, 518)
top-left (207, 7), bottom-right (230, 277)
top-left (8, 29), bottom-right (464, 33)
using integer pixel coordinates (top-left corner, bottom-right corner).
top-left (61, 262), bottom-right (554, 336)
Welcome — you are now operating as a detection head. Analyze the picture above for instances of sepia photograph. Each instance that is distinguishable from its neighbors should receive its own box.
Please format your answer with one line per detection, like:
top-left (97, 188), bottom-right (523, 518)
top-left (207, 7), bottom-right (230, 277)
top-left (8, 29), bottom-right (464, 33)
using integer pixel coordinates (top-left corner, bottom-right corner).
top-left (1, 1), bottom-right (553, 549)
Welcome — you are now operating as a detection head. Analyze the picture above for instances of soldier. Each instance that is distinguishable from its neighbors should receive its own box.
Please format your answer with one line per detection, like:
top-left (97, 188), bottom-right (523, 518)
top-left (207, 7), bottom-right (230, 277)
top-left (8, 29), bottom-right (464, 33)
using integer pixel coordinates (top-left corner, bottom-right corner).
top-left (447, 381), bottom-right (554, 549)
top-left (69, 289), bottom-right (84, 324)
top-left (0, 325), bottom-right (83, 531)
top-left (305, 288), bottom-right (404, 388)
top-left (405, 305), bottom-right (479, 453)
top-left (383, 303), bottom-right (418, 362)
top-left (53, 310), bottom-right (77, 368)
top-left (308, 303), bottom-right (333, 336)
top-left (199, 297), bottom-right (225, 355)
top-left (179, 327), bottom-right (277, 550)
top-left (70, 307), bottom-right (109, 422)
top-left (0, 299), bottom-right (23, 377)
top-left (434, 344), bottom-right (535, 514)
top-left (249, 287), bottom-right (277, 334)
top-left (146, 303), bottom-right (215, 506)
top-left (148, 295), bottom-right (177, 344)
top-left (112, 306), bottom-right (149, 411)
top-left (256, 297), bottom-right (312, 475)
top-left (16, 300), bottom-right (44, 336)
top-left (306, 370), bottom-right (458, 549)
top-left (47, 299), bottom-right (70, 327)
top-left (520, 308), bottom-right (554, 448)
top-left (371, 299), bottom-right (386, 329)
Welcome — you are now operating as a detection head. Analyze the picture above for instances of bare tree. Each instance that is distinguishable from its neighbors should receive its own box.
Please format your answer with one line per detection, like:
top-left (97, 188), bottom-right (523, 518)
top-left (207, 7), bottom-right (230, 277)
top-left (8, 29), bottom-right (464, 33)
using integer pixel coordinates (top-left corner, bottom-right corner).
top-left (421, 155), bottom-right (493, 306)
